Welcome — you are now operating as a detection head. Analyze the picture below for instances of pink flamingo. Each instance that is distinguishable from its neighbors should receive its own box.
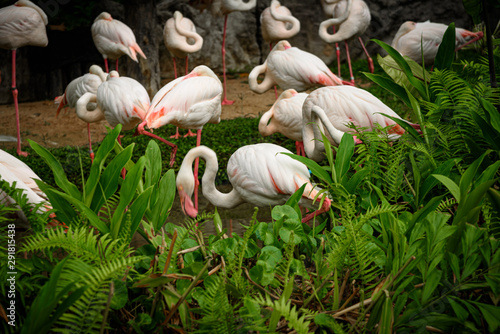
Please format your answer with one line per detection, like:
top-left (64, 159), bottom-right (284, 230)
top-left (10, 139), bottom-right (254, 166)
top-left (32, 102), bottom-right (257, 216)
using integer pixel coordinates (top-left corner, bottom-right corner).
top-left (0, 0), bottom-right (48, 157)
top-left (137, 65), bottom-right (223, 211)
top-left (55, 65), bottom-right (107, 162)
top-left (302, 85), bottom-right (420, 162)
top-left (248, 40), bottom-right (349, 95)
top-left (391, 21), bottom-right (484, 66)
top-left (258, 89), bottom-right (308, 156)
top-left (164, 11), bottom-right (204, 139)
top-left (260, 0), bottom-right (301, 98)
top-left (318, 0), bottom-right (374, 85)
top-left (176, 143), bottom-right (331, 223)
top-left (91, 12), bottom-right (147, 73)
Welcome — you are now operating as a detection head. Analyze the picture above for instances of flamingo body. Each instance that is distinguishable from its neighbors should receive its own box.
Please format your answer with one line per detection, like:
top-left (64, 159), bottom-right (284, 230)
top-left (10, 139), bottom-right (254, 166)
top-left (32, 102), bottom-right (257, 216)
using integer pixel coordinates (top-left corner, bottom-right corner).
top-left (91, 12), bottom-right (146, 64)
top-left (260, 0), bottom-right (300, 44)
top-left (0, 0), bottom-right (48, 49)
top-left (302, 86), bottom-right (409, 161)
top-left (249, 40), bottom-right (344, 94)
top-left (259, 88), bottom-right (307, 142)
top-left (318, 0), bottom-right (370, 44)
top-left (392, 21), bottom-right (483, 65)
top-left (76, 71), bottom-right (150, 131)
top-left (176, 143), bottom-right (331, 221)
top-left (164, 11), bottom-right (203, 59)
top-left (143, 65), bottom-right (222, 131)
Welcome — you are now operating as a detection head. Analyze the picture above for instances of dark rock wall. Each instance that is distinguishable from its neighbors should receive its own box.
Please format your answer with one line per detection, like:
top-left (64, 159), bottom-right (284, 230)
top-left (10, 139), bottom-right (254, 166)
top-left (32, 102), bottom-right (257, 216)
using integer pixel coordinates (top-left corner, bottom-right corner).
top-left (0, 0), bottom-right (476, 104)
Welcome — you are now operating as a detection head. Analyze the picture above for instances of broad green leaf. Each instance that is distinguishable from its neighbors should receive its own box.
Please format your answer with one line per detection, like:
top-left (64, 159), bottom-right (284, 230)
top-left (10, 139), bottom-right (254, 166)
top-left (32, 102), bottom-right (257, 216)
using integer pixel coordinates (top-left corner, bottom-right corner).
top-left (448, 297), bottom-right (469, 322)
top-left (470, 301), bottom-right (500, 332)
top-left (479, 97), bottom-right (500, 133)
top-left (378, 291), bottom-right (393, 334)
top-left (432, 174), bottom-right (460, 202)
top-left (334, 133), bottom-right (355, 184)
top-left (420, 159), bottom-right (458, 205)
top-left (434, 23), bottom-right (456, 70)
top-left (459, 151), bottom-right (490, 199)
top-left (151, 169), bottom-right (176, 233)
top-left (29, 140), bottom-right (81, 200)
top-left (36, 180), bottom-right (78, 224)
top-left (363, 72), bottom-right (411, 107)
top-left (470, 110), bottom-right (500, 151)
top-left (344, 168), bottom-right (370, 194)
top-left (421, 269), bottom-right (442, 304)
top-left (272, 205), bottom-right (299, 222)
top-left (259, 246), bottom-right (282, 268)
top-left (406, 195), bottom-right (444, 238)
top-left (128, 186), bottom-right (154, 242)
top-left (286, 183), bottom-right (306, 218)
top-left (110, 279), bottom-right (128, 310)
top-left (144, 140), bottom-right (162, 188)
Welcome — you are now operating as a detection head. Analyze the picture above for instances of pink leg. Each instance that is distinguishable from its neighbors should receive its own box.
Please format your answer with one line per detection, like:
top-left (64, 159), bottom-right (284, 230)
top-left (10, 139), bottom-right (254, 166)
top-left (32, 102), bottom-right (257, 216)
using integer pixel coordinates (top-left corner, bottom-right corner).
top-left (344, 41), bottom-right (355, 85)
top-left (295, 141), bottom-right (305, 157)
top-left (173, 57), bottom-right (178, 79)
top-left (117, 135), bottom-right (126, 179)
top-left (184, 129), bottom-right (197, 137)
top-left (456, 31), bottom-right (484, 51)
top-left (170, 127), bottom-right (181, 139)
top-left (333, 26), bottom-right (342, 78)
top-left (194, 129), bottom-right (202, 213)
top-left (269, 42), bottom-right (278, 99)
top-left (104, 58), bottom-right (109, 73)
top-left (87, 123), bottom-right (94, 163)
top-left (11, 50), bottom-right (27, 157)
top-left (221, 15), bottom-right (235, 105)
top-left (115, 59), bottom-right (119, 72)
top-left (302, 197), bottom-right (332, 224)
top-left (358, 37), bottom-right (374, 73)
top-left (185, 55), bottom-right (189, 75)
top-left (138, 122), bottom-right (177, 167)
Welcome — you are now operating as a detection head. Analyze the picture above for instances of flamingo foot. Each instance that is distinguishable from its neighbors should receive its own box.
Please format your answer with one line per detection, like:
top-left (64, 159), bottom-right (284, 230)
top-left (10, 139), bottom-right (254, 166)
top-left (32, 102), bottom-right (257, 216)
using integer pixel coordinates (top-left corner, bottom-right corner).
top-left (170, 127), bottom-right (181, 139)
top-left (184, 129), bottom-right (197, 137)
top-left (90, 151), bottom-right (95, 163)
top-left (17, 149), bottom-right (28, 157)
top-left (222, 98), bottom-right (235, 105)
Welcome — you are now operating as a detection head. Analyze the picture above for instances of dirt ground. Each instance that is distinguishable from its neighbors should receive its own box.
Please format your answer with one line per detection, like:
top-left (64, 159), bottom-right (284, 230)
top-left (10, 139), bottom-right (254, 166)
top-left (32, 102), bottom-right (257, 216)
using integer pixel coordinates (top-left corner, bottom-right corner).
top-left (0, 74), bottom-right (277, 150)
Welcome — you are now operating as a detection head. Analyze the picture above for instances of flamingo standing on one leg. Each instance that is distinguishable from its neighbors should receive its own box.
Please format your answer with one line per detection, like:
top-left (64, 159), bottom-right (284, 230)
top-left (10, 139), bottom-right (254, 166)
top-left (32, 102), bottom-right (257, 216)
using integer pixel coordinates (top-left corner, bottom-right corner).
top-left (248, 40), bottom-right (350, 95)
top-left (137, 65), bottom-right (223, 212)
top-left (91, 12), bottom-right (147, 73)
top-left (208, 0), bottom-right (257, 105)
top-left (164, 11), bottom-right (204, 139)
top-left (302, 85), bottom-right (420, 162)
top-left (258, 89), bottom-right (308, 156)
top-left (0, 0), bottom-right (48, 157)
top-left (54, 65), bottom-right (107, 162)
top-left (176, 143), bottom-right (331, 223)
top-left (260, 0), bottom-right (301, 99)
top-left (391, 20), bottom-right (484, 66)
top-left (318, 0), bottom-right (374, 85)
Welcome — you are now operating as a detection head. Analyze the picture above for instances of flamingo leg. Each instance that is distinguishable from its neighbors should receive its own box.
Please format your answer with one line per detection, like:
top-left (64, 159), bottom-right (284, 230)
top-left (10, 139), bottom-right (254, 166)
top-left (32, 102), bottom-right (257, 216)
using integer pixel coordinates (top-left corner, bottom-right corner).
top-left (358, 37), bottom-right (374, 73)
top-left (173, 57), bottom-right (178, 79)
top-left (170, 127), bottom-right (181, 139)
top-left (194, 129), bottom-right (202, 213)
top-left (138, 122), bottom-right (177, 167)
top-left (269, 42), bottom-right (279, 99)
top-left (295, 141), bottom-right (305, 157)
top-left (221, 14), bottom-right (235, 105)
top-left (115, 59), bottom-right (119, 72)
top-left (184, 129), bottom-right (197, 137)
top-left (87, 123), bottom-right (94, 163)
top-left (344, 41), bottom-right (355, 85)
top-left (104, 58), bottom-right (109, 73)
top-left (11, 50), bottom-right (27, 157)
top-left (185, 55), bottom-right (189, 75)
top-left (333, 26), bottom-right (342, 78)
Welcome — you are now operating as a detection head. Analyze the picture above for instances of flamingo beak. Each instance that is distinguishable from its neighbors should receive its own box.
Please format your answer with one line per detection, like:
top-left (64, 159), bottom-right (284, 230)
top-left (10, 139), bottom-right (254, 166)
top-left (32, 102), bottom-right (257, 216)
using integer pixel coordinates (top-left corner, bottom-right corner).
top-left (178, 186), bottom-right (198, 218)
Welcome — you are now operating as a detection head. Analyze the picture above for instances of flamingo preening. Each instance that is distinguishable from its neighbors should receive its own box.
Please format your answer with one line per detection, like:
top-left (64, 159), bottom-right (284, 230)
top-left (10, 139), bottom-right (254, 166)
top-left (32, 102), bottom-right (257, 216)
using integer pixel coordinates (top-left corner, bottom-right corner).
top-left (318, 0), bottom-right (374, 85)
top-left (391, 20), bottom-right (484, 66)
top-left (164, 11), bottom-right (204, 139)
top-left (0, 0), bottom-right (48, 157)
top-left (176, 143), bottom-right (331, 223)
top-left (91, 12), bottom-right (147, 73)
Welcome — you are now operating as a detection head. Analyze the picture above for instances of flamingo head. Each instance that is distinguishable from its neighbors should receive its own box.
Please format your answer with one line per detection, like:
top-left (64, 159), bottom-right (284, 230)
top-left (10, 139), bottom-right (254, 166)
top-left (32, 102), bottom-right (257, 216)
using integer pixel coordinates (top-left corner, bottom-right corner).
top-left (176, 182), bottom-right (197, 218)
top-left (96, 12), bottom-right (113, 22)
top-left (275, 40), bottom-right (292, 51)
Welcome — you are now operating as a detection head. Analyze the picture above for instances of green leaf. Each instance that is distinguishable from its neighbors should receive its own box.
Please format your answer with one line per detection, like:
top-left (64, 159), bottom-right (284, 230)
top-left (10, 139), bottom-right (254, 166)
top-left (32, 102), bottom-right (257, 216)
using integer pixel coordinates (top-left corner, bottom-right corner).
top-left (144, 140), bottom-right (162, 188)
top-left (281, 152), bottom-right (333, 184)
top-left (363, 72), bottom-right (411, 107)
top-left (470, 301), bottom-right (500, 332)
top-left (259, 246), bottom-right (283, 268)
top-left (29, 140), bottom-right (81, 200)
top-left (434, 23), bottom-right (456, 70)
top-left (432, 174), bottom-right (461, 202)
top-left (421, 269), bottom-right (442, 304)
top-left (151, 169), bottom-right (176, 233)
top-left (459, 151), bottom-right (490, 199)
top-left (378, 291), bottom-right (393, 334)
top-left (128, 186), bottom-right (154, 242)
top-left (334, 133), bottom-right (355, 184)
top-left (448, 297), bottom-right (469, 322)
top-left (419, 159), bottom-right (457, 205)
top-left (110, 279), bottom-right (128, 310)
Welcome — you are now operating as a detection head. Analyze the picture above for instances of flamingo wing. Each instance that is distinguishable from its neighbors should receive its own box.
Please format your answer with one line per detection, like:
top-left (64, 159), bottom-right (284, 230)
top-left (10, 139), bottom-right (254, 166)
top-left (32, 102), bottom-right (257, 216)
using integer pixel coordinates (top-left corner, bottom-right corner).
top-left (0, 4), bottom-right (48, 49)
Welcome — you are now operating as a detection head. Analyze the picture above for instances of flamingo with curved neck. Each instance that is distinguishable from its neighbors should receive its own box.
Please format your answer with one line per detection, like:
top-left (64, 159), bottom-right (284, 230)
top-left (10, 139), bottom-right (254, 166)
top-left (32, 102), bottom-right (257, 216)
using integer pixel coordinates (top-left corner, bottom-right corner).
top-left (302, 86), bottom-right (418, 162)
top-left (261, 0), bottom-right (300, 46)
top-left (176, 143), bottom-right (331, 223)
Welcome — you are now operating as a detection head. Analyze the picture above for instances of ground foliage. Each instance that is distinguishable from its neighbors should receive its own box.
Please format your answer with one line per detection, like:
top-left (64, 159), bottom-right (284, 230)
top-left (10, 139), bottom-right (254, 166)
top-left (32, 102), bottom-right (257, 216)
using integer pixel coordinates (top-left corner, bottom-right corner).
top-left (1, 24), bottom-right (500, 333)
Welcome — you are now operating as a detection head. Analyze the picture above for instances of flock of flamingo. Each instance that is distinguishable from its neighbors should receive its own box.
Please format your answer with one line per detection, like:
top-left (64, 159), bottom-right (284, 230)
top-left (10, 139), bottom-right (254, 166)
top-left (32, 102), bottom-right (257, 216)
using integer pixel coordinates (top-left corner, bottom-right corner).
top-left (0, 0), bottom-right (483, 226)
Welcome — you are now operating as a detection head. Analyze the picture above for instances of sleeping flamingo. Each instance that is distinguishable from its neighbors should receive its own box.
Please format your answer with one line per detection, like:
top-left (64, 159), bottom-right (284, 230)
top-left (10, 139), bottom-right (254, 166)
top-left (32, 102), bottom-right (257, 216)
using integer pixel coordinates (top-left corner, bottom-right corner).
top-left (248, 40), bottom-right (349, 95)
top-left (318, 0), bottom-right (374, 85)
top-left (302, 85), bottom-right (419, 162)
top-left (164, 11), bottom-right (204, 139)
top-left (75, 71), bottom-right (150, 149)
top-left (176, 143), bottom-right (331, 223)
top-left (391, 21), bottom-right (484, 66)
top-left (91, 12), bottom-right (147, 73)
top-left (137, 65), bottom-right (223, 211)
top-left (0, 0), bottom-right (48, 157)
top-left (204, 0), bottom-right (257, 105)
top-left (55, 65), bottom-right (107, 162)
top-left (260, 0), bottom-right (301, 98)
top-left (258, 89), bottom-right (308, 156)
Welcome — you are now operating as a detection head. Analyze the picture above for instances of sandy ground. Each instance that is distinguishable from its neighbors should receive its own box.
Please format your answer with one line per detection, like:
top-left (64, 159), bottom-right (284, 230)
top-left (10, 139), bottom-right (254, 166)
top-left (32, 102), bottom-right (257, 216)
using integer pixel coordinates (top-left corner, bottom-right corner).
top-left (0, 74), bottom-right (277, 150)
